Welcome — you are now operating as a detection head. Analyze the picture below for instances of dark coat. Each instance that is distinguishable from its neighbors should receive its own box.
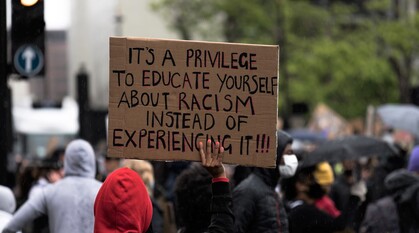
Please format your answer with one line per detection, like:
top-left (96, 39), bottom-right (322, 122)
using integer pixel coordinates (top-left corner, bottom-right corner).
top-left (330, 175), bottom-right (351, 211)
top-left (233, 169), bottom-right (289, 233)
top-left (288, 196), bottom-right (360, 233)
top-left (397, 183), bottom-right (419, 233)
top-left (360, 196), bottom-right (400, 233)
top-left (360, 169), bottom-right (419, 233)
top-left (388, 170), bottom-right (419, 233)
top-left (232, 130), bottom-right (292, 233)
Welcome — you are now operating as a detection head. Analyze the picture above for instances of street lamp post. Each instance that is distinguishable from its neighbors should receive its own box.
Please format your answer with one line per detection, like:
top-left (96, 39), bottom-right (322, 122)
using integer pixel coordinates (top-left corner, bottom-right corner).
top-left (0, 0), bottom-right (12, 186)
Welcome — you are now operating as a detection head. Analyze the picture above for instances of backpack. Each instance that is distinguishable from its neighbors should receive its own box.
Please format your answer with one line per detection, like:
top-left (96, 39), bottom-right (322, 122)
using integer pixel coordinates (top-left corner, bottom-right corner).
top-left (359, 196), bottom-right (400, 233)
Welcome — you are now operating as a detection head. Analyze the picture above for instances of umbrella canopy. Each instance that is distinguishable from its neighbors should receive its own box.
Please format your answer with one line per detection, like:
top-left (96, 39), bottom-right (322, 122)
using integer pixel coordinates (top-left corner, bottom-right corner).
top-left (301, 135), bottom-right (398, 167)
top-left (377, 104), bottom-right (419, 138)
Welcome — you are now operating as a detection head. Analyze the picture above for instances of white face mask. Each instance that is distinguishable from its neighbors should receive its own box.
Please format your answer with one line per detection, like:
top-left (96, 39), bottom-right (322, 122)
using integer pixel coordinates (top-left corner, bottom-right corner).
top-left (279, 154), bottom-right (298, 178)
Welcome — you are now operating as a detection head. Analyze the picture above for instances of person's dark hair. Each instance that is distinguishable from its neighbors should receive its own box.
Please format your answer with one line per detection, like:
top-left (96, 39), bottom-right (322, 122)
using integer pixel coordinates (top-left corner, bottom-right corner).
top-left (281, 166), bottom-right (316, 201)
top-left (15, 162), bottom-right (38, 206)
top-left (51, 147), bottom-right (65, 160)
top-left (281, 175), bottom-right (298, 202)
top-left (174, 163), bottom-right (212, 232)
top-left (43, 147), bottom-right (66, 170)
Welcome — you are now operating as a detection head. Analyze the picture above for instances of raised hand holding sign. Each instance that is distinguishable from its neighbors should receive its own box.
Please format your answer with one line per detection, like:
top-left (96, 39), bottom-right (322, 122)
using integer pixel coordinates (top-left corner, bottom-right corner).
top-left (199, 139), bottom-right (226, 179)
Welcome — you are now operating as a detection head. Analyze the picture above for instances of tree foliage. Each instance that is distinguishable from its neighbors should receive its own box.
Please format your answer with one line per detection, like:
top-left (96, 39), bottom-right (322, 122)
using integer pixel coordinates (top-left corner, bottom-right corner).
top-left (152, 0), bottom-right (419, 119)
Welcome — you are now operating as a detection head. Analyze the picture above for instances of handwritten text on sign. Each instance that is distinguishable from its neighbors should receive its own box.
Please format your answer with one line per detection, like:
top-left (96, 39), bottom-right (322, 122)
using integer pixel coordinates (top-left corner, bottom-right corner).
top-left (108, 37), bottom-right (279, 168)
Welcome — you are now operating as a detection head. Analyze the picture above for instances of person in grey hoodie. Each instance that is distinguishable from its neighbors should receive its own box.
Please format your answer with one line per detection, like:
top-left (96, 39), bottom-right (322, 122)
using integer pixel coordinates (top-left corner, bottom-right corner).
top-left (360, 169), bottom-right (419, 233)
top-left (2, 139), bottom-right (102, 233)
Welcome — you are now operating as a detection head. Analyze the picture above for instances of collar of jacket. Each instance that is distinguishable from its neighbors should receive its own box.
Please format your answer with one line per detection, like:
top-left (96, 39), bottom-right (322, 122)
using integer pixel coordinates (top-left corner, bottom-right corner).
top-left (254, 167), bottom-right (279, 188)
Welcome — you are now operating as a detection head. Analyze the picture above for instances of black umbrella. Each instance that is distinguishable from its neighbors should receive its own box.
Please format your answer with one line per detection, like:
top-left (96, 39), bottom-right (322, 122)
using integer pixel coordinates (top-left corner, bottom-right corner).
top-left (300, 135), bottom-right (398, 167)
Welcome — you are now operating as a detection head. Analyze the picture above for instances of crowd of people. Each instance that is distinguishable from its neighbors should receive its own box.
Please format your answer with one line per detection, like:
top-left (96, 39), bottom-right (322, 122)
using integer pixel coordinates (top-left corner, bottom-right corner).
top-left (0, 129), bottom-right (419, 233)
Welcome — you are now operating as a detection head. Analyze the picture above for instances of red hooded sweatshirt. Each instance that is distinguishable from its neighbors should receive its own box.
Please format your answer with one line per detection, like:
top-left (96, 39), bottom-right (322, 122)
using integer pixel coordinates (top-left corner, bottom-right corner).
top-left (94, 167), bottom-right (153, 233)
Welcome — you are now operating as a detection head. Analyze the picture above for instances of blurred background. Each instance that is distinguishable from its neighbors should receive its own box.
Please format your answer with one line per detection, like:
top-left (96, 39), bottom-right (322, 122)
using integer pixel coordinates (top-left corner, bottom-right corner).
top-left (1, 0), bottom-right (419, 187)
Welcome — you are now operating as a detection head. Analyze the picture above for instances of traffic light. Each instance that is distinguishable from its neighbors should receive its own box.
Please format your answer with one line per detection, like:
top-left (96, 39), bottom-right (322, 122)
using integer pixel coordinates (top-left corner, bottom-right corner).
top-left (11, 0), bottom-right (45, 77)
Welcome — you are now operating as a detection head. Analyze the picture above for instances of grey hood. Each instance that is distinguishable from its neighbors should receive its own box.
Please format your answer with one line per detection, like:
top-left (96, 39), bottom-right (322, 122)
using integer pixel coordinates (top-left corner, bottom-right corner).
top-left (385, 169), bottom-right (419, 204)
top-left (385, 169), bottom-right (419, 192)
top-left (64, 139), bottom-right (96, 178)
top-left (0, 185), bottom-right (16, 214)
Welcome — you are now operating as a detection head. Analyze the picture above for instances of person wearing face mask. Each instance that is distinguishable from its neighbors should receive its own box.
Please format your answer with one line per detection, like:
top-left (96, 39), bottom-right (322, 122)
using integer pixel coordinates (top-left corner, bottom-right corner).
top-left (279, 153), bottom-right (299, 179)
top-left (284, 165), bottom-right (367, 233)
top-left (233, 130), bottom-right (295, 233)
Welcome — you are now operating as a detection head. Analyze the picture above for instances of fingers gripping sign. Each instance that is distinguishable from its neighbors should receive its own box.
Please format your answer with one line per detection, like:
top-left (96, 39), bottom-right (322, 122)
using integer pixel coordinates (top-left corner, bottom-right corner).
top-left (199, 139), bottom-right (226, 178)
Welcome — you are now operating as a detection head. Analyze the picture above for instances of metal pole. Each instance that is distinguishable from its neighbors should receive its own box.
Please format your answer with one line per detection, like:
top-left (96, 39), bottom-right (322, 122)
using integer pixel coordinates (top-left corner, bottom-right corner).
top-left (0, 0), bottom-right (12, 186)
top-left (77, 65), bottom-right (89, 140)
top-left (365, 105), bottom-right (375, 137)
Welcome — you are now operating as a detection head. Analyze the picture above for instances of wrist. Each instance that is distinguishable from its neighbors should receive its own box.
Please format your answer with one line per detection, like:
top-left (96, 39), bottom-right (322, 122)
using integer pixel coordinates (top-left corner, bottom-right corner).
top-left (212, 171), bottom-right (227, 179)
top-left (212, 177), bottom-right (229, 183)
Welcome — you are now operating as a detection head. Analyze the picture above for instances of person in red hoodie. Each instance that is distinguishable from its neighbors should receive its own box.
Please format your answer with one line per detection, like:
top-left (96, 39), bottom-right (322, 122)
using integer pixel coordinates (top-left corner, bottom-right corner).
top-left (94, 139), bottom-right (231, 233)
top-left (93, 166), bottom-right (153, 233)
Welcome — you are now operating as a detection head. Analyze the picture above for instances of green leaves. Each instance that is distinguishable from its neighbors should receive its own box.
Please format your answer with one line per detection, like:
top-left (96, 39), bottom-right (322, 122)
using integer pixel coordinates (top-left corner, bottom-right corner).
top-left (152, 0), bottom-right (415, 119)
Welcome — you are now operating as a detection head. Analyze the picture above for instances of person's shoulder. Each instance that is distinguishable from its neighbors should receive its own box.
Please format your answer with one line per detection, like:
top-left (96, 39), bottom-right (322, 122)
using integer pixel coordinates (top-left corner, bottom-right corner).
top-left (90, 178), bottom-right (103, 185)
top-left (287, 200), bottom-right (307, 219)
top-left (82, 178), bottom-right (103, 189)
top-left (400, 181), bottom-right (419, 203)
top-left (233, 174), bottom-right (267, 198)
top-left (33, 181), bottom-right (56, 196)
top-left (28, 183), bottom-right (44, 199)
top-left (94, 180), bottom-right (103, 189)
top-left (49, 176), bottom-right (102, 190)
top-left (291, 201), bottom-right (321, 214)
top-left (234, 174), bottom-right (258, 189)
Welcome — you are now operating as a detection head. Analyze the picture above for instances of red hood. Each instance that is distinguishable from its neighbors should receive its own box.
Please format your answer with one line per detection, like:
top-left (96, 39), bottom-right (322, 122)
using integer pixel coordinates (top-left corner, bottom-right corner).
top-left (94, 167), bottom-right (153, 233)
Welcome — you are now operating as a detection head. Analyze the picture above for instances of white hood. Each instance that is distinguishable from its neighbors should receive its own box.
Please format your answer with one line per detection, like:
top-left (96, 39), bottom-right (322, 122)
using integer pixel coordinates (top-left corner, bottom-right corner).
top-left (0, 186), bottom-right (16, 214)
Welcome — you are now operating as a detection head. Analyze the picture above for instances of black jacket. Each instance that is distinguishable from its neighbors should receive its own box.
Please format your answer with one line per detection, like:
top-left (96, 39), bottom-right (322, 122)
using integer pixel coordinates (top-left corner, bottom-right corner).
top-left (232, 131), bottom-right (292, 233)
top-left (330, 175), bottom-right (351, 211)
top-left (288, 195), bottom-right (360, 233)
top-left (179, 181), bottom-right (234, 233)
top-left (387, 170), bottom-right (419, 233)
top-left (397, 183), bottom-right (419, 233)
top-left (233, 169), bottom-right (289, 233)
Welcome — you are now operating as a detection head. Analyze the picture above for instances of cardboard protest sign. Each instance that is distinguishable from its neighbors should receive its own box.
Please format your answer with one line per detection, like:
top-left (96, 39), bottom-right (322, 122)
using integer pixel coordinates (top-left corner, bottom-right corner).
top-left (108, 37), bottom-right (279, 168)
